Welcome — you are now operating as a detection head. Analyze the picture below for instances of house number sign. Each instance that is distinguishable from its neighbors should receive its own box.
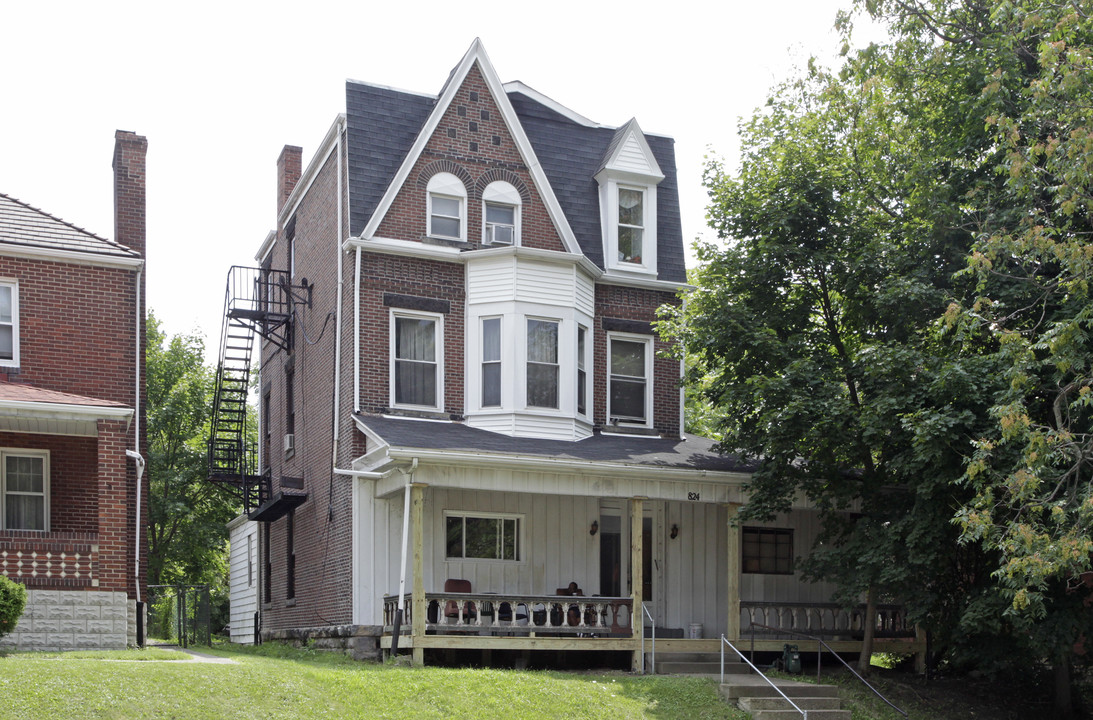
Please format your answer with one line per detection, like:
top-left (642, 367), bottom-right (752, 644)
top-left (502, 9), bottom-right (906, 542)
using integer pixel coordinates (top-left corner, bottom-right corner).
top-left (687, 492), bottom-right (700, 501)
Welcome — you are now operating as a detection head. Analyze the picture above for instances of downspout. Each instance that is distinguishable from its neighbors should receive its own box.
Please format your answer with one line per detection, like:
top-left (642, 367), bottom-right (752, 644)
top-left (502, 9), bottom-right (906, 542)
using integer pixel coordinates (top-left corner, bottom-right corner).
top-left (390, 457), bottom-right (418, 655)
top-left (128, 265), bottom-right (144, 605)
top-left (354, 246), bottom-right (361, 413)
top-left (331, 117), bottom-right (345, 473)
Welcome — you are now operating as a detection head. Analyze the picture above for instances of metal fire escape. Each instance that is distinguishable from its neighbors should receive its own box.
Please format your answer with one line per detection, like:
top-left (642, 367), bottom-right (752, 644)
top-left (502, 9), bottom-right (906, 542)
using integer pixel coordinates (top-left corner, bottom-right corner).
top-left (207, 265), bottom-right (308, 515)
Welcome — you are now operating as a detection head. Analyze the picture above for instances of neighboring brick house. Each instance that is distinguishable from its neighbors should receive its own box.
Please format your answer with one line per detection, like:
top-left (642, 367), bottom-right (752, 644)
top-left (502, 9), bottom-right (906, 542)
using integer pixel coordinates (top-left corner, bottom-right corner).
top-left (0, 131), bottom-right (148, 651)
top-left (213, 41), bottom-right (919, 666)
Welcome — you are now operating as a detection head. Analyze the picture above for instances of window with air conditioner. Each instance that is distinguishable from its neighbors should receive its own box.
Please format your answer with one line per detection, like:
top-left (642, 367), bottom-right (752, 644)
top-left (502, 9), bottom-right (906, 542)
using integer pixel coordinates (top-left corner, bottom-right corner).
top-left (481, 180), bottom-right (520, 246)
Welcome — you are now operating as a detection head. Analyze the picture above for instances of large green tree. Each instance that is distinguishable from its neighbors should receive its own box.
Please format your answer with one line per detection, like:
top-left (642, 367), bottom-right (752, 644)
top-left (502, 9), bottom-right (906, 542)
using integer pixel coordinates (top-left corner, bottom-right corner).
top-left (669, 0), bottom-right (1092, 707)
top-left (145, 314), bottom-right (238, 590)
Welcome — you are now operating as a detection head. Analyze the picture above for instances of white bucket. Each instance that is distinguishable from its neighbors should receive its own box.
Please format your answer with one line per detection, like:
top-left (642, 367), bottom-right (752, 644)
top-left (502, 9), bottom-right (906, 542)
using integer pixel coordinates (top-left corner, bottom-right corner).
top-left (688, 623), bottom-right (703, 639)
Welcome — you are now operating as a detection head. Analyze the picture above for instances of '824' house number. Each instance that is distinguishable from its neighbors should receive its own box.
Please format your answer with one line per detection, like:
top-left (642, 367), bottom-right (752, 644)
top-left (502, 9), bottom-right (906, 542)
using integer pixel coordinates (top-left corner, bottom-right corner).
top-left (687, 492), bottom-right (700, 501)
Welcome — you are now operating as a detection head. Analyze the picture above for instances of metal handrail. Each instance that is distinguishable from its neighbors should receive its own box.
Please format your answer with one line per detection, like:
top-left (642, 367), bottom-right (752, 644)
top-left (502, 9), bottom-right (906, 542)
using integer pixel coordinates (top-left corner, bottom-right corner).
top-left (748, 622), bottom-right (907, 717)
top-left (721, 635), bottom-right (807, 719)
top-left (641, 603), bottom-right (655, 675)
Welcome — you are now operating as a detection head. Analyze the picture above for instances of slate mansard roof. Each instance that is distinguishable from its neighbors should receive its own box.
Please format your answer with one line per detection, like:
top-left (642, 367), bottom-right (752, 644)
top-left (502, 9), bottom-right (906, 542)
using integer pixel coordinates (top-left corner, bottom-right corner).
top-left (0, 192), bottom-right (141, 260)
top-left (344, 78), bottom-right (687, 284)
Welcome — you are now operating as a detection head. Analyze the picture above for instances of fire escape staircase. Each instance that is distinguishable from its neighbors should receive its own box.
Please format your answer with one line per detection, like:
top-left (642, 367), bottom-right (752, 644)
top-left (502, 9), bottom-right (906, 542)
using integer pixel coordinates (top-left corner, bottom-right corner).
top-left (207, 265), bottom-right (310, 520)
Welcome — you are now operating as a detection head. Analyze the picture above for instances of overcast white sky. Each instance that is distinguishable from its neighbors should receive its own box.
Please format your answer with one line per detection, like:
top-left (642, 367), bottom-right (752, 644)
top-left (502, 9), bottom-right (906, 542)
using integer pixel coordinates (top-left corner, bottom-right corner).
top-left (0, 0), bottom-right (879, 357)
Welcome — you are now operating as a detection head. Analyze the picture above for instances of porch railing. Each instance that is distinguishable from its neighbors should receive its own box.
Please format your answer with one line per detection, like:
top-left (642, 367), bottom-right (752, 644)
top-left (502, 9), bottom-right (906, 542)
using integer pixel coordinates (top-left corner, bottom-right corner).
top-left (0, 531), bottom-right (98, 587)
top-left (383, 592), bottom-right (633, 635)
top-left (741, 601), bottom-right (913, 639)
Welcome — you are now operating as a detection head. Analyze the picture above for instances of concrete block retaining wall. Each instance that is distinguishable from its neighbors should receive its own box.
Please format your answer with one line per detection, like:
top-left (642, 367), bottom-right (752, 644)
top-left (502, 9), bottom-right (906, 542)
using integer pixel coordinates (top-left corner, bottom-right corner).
top-left (0, 589), bottom-right (134, 651)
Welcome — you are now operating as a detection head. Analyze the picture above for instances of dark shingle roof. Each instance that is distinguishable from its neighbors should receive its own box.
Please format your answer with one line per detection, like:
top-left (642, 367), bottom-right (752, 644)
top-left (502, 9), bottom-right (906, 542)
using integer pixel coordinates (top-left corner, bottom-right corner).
top-left (355, 413), bottom-right (750, 473)
top-left (343, 78), bottom-right (687, 284)
top-left (346, 82), bottom-right (435, 237)
top-left (0, 193), bottom-right (140, 259)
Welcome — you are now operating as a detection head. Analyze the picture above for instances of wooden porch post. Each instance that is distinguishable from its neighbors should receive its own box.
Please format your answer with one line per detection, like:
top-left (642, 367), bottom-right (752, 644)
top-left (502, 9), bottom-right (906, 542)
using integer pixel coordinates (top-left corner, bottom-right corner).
top-left (630, 496), bottom-right (644, 672)
top-left (411, 482), bottom-right (426, 667)
top-left (726, 502), bottom-right (742, 641)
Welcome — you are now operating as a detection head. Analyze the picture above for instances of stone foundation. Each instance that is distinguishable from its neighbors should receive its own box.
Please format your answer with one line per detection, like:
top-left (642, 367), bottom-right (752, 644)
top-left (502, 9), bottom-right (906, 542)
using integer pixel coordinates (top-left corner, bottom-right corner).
top-left (262, 624), bottom-right (382, 661)
top-left (0, 589), bottom-right (134, 651)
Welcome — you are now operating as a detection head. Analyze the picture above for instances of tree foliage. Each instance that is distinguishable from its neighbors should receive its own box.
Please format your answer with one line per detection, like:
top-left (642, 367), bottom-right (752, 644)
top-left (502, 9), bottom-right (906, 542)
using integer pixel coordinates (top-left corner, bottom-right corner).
top-left (667, 0), bottom-right (1093, 702)
top-left (145, 313), bottom-right (238, 590)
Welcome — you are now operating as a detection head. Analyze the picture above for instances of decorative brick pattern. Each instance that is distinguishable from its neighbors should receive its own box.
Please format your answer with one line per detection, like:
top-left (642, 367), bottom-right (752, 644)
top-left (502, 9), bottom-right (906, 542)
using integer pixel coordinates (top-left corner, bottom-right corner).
top-left (0, 532), bottom-right (97, 586)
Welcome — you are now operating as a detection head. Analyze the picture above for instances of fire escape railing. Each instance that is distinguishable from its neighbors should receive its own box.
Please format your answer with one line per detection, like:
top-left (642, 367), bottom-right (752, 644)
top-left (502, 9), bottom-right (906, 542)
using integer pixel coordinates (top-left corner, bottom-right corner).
top-left (207, 265), bottom-right (305, 514)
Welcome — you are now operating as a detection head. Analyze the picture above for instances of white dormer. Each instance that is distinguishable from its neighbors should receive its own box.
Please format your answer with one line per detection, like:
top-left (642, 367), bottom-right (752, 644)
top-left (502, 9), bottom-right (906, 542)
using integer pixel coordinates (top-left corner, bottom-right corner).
top-left (595, 118), bottom-right (664, 277)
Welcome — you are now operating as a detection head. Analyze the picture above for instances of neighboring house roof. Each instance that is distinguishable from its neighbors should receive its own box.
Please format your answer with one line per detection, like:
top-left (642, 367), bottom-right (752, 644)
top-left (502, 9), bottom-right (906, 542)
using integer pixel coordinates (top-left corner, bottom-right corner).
top-left (0, 192), bottom-right (141, 260)
top-left (354, 413), bottom-right (750, 475)
top-left (343, 63), bottom-right (687, 283)
top-left (0, 381), bottom-right (133, 437)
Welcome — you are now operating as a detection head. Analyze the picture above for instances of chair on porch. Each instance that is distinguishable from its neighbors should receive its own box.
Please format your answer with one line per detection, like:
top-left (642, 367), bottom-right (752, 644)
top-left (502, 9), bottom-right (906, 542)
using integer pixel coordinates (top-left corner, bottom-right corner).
top-left (444, 578), bottom-right (476, 623)
top-left (556, 582), bottom-right (594, 627)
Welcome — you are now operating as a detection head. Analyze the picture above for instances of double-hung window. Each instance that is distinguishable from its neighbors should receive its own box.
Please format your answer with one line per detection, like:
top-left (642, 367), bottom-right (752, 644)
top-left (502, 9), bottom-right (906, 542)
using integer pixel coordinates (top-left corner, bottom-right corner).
top-left (482, 180), bottom-right (520, 246)
top-left (526, 318), bottom-right (559, 409)
top-left (1, 451), bottom-right (48, 531)
top-left (576, 325), bottom-right (588, 416)
top-left (392, 311), bottom-right (441, 409)
top-left (0, 281), bottom-right (19, 367)
top-left (481, 317), bottom-right (501, 407)
top-left (609, 335), bottom-right (651, 425)
top-left (617, 188), bottom-right (644, 264)
top-left (427, 172), bottom-right (467, 240)
top-left (445, 512), bottom-right (522, 561)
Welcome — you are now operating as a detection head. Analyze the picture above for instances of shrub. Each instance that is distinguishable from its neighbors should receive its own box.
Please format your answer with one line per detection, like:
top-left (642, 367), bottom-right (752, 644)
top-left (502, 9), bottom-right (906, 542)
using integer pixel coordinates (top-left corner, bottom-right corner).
top-left (0, 575), bottom-right (27, 639)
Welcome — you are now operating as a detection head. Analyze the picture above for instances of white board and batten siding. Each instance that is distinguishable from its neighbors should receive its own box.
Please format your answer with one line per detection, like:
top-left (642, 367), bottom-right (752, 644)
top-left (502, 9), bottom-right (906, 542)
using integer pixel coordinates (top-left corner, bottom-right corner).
top-left (227, 515), bottom-right (259, 643)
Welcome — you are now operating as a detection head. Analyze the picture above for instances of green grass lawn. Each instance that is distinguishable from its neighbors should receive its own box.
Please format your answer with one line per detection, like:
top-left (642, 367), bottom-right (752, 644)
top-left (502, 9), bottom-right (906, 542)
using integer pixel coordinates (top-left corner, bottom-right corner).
top-left (0, 643), bottom-right (744, 720)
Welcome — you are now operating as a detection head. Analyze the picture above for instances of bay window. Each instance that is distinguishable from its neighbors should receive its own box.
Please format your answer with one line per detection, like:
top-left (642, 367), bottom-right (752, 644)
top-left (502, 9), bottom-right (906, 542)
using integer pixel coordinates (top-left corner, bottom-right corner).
top-left (481, 317), bottom-right (501, 407)
top-left (526, 318), bottom-right (559, 409)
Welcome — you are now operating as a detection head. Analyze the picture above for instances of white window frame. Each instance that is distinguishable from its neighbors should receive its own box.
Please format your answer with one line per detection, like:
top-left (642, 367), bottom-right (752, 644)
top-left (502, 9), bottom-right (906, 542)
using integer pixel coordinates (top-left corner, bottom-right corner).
top-left (616, 186), bottom-right (646, 265)
top-left (427, 172), bottom-right (467, 241)
top-left (481, 181), bottom-right (521, 246)
top-left (599, 179), bottom-right (659, 276)
top-left (444, 510), bottom-right (525, 562)
top-left (607, 333), bottom-right (653, 428)
top-left (525, 316), bottom-right (560, 410)
top-left (576, 324), bottom-right (589, 418)
top-left (0, 449), bottom-right (49, 531)
top-left (389, 309), bottom-right (444, 411)
top-left (0, 280), bottom-right (20, 368)
top-left (480, 316), bottom-right (502, 408)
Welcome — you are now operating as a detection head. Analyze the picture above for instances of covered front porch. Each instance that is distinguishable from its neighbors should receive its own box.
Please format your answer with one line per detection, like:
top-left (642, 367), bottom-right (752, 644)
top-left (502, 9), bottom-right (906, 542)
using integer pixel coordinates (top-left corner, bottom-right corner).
top-left (350, 415), bottom-right (925, 669)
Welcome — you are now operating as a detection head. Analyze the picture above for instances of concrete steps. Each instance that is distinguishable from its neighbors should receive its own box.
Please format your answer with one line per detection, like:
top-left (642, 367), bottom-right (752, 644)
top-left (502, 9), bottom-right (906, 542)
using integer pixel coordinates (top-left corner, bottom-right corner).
top-left (719, 675), bottom-right (849, 719)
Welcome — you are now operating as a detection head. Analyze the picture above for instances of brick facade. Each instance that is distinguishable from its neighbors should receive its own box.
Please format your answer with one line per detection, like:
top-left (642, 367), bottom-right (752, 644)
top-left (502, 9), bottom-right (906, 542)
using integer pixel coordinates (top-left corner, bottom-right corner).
top-left (0, 131), bottom-right (147, 651)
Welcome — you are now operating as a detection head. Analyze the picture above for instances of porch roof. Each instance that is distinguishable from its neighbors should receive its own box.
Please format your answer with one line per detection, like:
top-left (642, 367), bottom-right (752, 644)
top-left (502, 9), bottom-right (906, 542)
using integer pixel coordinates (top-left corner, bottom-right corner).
top-left (0, 382), bottom-right (133, 436)
top-left (353, 413), bottom-right (752, 475)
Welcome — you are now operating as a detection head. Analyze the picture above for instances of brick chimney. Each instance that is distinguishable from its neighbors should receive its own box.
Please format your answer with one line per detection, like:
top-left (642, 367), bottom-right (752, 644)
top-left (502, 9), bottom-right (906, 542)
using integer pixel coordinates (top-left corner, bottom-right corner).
top-left (277, 145), bottom-right (303, 215)
top-left (112, 131), bottom-right (148, 257)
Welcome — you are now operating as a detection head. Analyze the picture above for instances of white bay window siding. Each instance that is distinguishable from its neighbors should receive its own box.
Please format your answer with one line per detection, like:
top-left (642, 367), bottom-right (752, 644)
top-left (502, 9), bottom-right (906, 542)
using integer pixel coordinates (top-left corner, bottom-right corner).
top-left (1, 451), bottom-right (48, 531)
top-left (464, 253), bottom-right (595, 440)
top-left (608, 334), bottom-right (653, 428)
top-left (391, 311), bottom-right (442, 410)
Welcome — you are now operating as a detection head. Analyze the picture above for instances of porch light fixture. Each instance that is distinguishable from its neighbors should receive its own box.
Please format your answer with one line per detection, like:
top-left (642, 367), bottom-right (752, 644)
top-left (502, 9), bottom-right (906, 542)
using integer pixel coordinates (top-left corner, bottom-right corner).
top-left (670, 524), bottom-right (679, 540)
top-left (590, 520), bottom-right (599, 536)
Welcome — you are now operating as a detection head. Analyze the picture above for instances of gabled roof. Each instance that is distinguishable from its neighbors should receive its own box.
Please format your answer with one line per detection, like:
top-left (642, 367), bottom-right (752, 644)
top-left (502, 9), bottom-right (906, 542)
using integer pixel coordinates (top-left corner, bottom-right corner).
top-left (0, 192), bottom-right (141, 260)
top-left (354, 413), bottom-right (751, 475)
top-left (343, 42), bottom-right (687, 284)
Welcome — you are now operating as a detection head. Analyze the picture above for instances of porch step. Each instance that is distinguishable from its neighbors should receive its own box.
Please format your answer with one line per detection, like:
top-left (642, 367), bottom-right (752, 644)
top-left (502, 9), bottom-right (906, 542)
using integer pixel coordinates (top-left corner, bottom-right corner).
top-left (656, 660), bottom-right (750, 675)
top-left (718, 677), bottom-right (840, 700)
top-left (740, 695), bottom-right (845, 711)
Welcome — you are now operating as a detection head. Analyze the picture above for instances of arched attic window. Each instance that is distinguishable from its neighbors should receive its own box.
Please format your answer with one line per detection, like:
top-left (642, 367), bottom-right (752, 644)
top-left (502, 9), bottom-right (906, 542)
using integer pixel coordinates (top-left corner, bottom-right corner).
top-left (427, 172), bottom-right (467, 241)
top-left (481, 180), bottom-right (521, 246)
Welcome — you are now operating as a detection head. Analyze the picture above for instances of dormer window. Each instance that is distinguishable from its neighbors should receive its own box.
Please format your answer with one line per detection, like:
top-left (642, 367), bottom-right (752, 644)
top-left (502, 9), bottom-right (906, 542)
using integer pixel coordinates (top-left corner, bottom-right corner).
top-left (427, 172), bottom-right (467, 240)
top-left (617, 188), bottom-right (644, 264)
top-left (595, 119), bottom-right (664, 276)
top-left (482, 180), bottom-right (521, 246)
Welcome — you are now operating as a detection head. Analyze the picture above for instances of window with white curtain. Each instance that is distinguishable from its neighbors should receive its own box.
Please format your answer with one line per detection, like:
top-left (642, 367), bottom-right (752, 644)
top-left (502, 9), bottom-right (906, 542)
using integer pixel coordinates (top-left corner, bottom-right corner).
top-left (0, 281), bottom-right (19, 367)
top-left (481, 317), bottom-right (501, 407)
top-left (391, 311), bottom-right (442, 409)
top-left (1, 451), bottom-right (48, 531)
top-left (526, 318), bottom-right (559, 409)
